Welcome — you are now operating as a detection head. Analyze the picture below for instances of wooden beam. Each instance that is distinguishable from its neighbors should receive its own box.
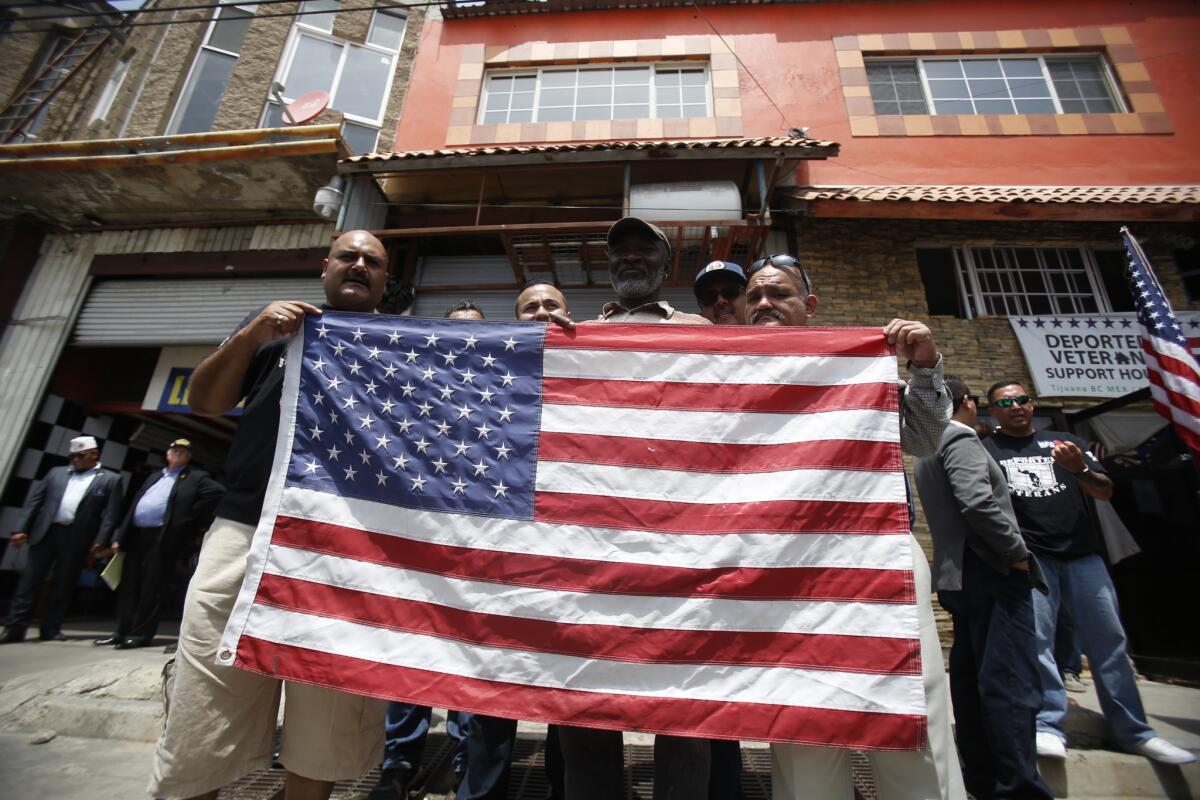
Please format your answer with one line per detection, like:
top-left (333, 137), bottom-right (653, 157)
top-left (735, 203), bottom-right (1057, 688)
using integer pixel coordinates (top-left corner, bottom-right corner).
top-left (0, 124), bottom-right (342, 157)
top-left (370, 220), bottom-right (751, 239)
top-left (499, 232), bottom-right (524, 284)
top-left (90, 248), bottom-right (328, 277)
top-left (0, 138), bottom-right (339, 173)
top-left (803, 199), bottom-right (1200, 223)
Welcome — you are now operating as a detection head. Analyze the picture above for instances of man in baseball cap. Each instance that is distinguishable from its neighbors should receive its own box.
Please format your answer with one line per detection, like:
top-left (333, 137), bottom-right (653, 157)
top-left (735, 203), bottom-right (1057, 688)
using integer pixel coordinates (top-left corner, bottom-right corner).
top-left (693, 260), bottom-right (747, 326)
top-left (597, 216), bottom-right (707, 324)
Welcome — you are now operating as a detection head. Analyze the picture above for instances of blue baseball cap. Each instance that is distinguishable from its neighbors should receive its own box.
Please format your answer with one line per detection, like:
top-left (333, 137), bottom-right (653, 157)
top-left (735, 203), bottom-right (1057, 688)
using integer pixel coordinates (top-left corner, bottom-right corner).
top-left (693, 260), bottom-right (746, 297)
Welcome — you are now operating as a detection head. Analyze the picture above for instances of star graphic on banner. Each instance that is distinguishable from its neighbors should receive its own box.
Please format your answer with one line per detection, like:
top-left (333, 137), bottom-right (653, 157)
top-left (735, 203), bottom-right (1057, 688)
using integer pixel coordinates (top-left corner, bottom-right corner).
top-left (1068, 319), bottom-right (1080, 328)
top-left (451, 477), bottom-right (468, 494)
top-left (326, 445), bottom-right (342, 461)
top-left (1033, 319), bottom-right (1046, 328)
top-left (304, 459), bottom-right (319, 474)
top-left (1086, 319), bottom-right (1098, 328)
top-left (1050, 318), bottom-right (1063, 328)
top-left (1120, 319), bottom-right (1133, 328)
top-left (388, 331), bottom-right (402, 344)
top-left (1189, 320), bottom-right (1200, 330)
top-left (344, 465), bottom-right (358, 481)
top-left (410, 475), bottom-right (427, 492)
top-left (316, 324), bottom-right (330, 338)
top-left (492, 481), bottom-right (509, 497)
top-left (1016, 319), bottom-right (1028, 328)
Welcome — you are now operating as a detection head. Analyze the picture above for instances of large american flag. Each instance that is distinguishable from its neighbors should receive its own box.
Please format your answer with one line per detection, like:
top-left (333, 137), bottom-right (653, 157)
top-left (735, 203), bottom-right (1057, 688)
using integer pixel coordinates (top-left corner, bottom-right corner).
top-left (219, 312), bottom-right (926, 749)
top-left (1124, 227), bottom-right (1200, 454)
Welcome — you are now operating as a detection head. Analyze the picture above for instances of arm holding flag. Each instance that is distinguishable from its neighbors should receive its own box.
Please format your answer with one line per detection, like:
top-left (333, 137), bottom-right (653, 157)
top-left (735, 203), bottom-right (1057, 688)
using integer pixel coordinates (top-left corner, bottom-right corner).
top-left (886, 318), bottom-right (951, 458)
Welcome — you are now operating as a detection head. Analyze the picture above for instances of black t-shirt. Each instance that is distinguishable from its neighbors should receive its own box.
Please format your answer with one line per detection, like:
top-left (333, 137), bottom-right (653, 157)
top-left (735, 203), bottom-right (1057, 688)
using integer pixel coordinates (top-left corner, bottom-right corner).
top-left (983, 430), bottom-right (1105, 560)
top-left (212, 308), bottom-right (288, 526)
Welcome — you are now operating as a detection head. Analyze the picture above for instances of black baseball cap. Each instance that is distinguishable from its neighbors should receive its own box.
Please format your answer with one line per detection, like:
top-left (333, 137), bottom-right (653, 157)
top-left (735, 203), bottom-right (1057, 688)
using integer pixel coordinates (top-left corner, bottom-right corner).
top-left (607, 217), bottom-right (672, 260)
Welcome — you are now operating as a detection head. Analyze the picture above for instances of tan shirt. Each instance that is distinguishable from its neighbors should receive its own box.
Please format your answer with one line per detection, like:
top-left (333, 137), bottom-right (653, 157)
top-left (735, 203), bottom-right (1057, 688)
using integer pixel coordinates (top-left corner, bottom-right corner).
top-left (596, 299), bottom-right (712, 325)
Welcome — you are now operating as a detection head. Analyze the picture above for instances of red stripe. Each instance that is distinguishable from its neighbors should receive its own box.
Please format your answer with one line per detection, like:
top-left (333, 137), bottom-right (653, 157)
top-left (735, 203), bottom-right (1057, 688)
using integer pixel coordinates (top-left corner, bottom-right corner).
top-left (546, 324), bottom-right (892, 357)
top-left (1147, 368), bottom-right (1200, 418)
top-left (538, 432), bottom-right (903, 473)
top-left (542, 378), bottom-right (898, 414)
top-left (1151, 397), bottom-right (1200, 453)
top-left (272, 517), bottom-right (914, 603)
top-left (255, 573), bottom-right (920, 674)
top-left (1142, 339), bottom-right (1200, 384)
top-left (535, 492), bottom-right (910, 535)
top-left (235, 636), bottom-right (927, 749)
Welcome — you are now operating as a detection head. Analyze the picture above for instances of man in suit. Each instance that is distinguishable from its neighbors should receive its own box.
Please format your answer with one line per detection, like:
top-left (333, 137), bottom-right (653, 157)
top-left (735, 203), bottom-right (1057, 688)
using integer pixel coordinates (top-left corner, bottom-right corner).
top-left (2, 435), bottom-right (123, 643)
top-left (914, 377), bottom-right (1051, 800)
top-left (95, 438), bottom-right (224, 649)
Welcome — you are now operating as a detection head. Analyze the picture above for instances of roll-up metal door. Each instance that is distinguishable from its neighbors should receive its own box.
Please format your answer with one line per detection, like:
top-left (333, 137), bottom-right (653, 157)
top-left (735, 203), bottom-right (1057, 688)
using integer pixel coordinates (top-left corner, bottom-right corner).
top-left (412, 286), bottom-right (701, 322)
top-left (73, 278), bottom-right (325, 346)
top-left (419, 255), bottom-right (512, 287)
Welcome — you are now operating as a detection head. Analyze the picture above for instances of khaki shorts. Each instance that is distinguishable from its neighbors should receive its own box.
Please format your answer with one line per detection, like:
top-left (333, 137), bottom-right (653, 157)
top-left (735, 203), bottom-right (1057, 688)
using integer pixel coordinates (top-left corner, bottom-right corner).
top-left (148, 518), bottom-right (385, 799)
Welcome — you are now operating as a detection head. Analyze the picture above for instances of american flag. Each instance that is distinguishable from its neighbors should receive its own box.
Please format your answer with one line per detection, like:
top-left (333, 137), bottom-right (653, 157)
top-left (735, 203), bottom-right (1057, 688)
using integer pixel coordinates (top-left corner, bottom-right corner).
top-left (1123, 227), bottom-right (1200, 454)
top-left (219, 312), bottom-right (926, 749)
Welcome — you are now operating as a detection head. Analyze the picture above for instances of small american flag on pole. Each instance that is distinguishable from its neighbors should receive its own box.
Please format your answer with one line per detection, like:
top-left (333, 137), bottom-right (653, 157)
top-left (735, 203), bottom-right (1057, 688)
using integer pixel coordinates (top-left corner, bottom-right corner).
top-left (1123, 227), bottom-right (1200, 454)
top-left (219, 312), bottom-right (926, 749)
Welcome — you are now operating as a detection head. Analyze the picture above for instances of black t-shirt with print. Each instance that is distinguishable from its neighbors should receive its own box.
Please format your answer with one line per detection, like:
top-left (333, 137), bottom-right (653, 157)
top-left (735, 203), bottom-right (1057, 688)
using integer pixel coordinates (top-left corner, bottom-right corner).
top-left (983, 430), bottom-right (1105, 560)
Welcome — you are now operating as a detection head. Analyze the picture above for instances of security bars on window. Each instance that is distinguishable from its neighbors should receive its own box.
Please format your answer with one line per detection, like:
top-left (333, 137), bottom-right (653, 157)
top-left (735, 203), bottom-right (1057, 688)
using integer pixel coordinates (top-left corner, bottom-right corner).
top-left (953, 246), bottom-right (1115, 318)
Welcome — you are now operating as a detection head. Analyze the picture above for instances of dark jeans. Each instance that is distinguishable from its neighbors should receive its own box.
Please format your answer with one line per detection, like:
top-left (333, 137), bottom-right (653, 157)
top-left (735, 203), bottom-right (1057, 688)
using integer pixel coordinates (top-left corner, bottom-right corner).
top-left (116, 526), bottom-right (177, 640)
top-left (938, 549), bottom-right (1051, 800)
top-left (457, 714), bottom-right (516, 800)
top-left (382, 704), bottom-right (468, 775)
top-left (558, 727), bottom-right (711, 800)
top-left (7, 523), bottom-right (90, 638)
top-left (709, 739), bottom-right (742, 800)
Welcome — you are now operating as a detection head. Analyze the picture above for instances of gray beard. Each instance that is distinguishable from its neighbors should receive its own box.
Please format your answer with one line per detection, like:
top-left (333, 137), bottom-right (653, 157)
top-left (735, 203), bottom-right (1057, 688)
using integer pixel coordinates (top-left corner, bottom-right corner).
top-left (613, 274), bottom-right (662, 304)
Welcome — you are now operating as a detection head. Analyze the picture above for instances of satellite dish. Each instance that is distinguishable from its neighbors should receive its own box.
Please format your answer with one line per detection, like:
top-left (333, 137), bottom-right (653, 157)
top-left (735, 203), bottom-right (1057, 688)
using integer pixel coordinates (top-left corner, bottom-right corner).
top-left (284, 90), bottom-right (331, 125)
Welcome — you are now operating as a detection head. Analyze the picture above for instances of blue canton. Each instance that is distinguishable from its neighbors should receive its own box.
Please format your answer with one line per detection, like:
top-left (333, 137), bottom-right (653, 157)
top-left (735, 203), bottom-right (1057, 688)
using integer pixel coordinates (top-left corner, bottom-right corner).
top-left (286, 313), bottom-right (545, 520)
top-left (1124, 229), bottom-right (1192, 351)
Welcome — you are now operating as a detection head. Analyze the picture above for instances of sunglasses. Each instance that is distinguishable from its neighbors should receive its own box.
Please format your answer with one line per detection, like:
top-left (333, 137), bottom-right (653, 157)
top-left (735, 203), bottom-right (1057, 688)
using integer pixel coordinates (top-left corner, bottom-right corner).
top-left (992, 395), bottom-right (1033, 408)
top-left (748, 254), bottom-right (812, 295)
top-left (697, 285), bottom-right (744, 306)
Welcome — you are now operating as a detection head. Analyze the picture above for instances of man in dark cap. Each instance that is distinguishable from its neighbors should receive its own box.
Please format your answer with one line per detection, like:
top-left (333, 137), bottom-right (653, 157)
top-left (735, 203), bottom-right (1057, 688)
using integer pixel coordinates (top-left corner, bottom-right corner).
top-left (693, 259), bottom-right (747, 326)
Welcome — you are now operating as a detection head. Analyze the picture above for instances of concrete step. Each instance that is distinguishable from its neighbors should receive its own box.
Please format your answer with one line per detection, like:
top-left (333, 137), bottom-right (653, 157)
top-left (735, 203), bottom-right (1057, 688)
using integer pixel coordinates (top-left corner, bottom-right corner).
top-left (1039, 751), bottom-right (1199, 799)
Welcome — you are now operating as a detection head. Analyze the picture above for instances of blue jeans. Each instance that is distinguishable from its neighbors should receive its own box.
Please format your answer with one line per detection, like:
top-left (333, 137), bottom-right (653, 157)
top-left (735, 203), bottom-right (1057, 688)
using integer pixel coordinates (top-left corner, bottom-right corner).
top-left (382, 703), bottom-right (469, 775)
top-left (1031, 553), bottom-right (1155, 749)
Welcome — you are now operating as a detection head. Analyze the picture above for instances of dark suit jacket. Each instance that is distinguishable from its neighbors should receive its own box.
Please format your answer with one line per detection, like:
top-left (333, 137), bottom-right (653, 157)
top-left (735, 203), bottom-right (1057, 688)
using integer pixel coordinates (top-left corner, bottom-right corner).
top-left (15, 466), bottom-right (123, 548)
top-left (111, 466), bottom-right (224, 550)
top-left (914, 423), bottom-right (1031, 592)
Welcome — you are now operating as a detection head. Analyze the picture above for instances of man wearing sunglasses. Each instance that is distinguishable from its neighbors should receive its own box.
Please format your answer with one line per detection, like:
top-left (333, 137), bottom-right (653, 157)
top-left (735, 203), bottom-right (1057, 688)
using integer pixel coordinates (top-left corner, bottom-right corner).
top-left (748, 255), bottom-right (966, 800)
top-left (694, 260), bottom-right (746, 325)
top-left (914, 378), bottom-right (1051, 800)
top-left (983, 382), bottom-right (1194, 766)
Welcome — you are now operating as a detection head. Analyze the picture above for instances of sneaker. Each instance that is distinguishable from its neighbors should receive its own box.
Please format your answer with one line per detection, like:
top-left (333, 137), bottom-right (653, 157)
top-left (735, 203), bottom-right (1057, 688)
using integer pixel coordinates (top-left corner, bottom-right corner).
top-left (366, 767), bottom-right (414, 799)
top-left (1062, 673), bottom-right (1089, 693)
top-left (1036, 732), bottom-right (1067, 759)
top-left (1134, 737), bottom-right (1197, 765)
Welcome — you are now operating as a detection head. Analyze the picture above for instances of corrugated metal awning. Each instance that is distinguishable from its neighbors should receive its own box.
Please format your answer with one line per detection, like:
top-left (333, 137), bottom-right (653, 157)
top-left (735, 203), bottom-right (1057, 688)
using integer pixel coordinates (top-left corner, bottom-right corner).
top-left (73, 278), bottom-right (325, 346)
top-left (411, 286), bottom-right (700, 322)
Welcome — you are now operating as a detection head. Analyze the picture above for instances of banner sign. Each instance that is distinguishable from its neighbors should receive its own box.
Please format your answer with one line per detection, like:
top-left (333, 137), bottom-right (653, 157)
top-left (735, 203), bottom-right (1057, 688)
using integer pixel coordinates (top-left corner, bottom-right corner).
top-left (1009, 313), bottom-right (1200, 397)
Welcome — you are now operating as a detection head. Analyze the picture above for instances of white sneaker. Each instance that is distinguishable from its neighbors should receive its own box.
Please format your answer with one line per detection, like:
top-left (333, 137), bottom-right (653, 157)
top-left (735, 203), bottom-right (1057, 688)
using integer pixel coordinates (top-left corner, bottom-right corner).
top-left (1134, 737), bottom-right (1197, 765)
top-left (1036, 732), bottom-right (1067, 759)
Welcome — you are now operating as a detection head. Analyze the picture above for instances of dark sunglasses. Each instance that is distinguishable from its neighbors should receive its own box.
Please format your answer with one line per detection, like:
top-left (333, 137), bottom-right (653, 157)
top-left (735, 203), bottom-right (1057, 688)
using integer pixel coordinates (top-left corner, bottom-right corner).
top-left (697, 285), bottom-right (744, 306)
top-left (748, 254), bottom-right (812, 295)
top-left (992, 395), bottom-right (1033, 408)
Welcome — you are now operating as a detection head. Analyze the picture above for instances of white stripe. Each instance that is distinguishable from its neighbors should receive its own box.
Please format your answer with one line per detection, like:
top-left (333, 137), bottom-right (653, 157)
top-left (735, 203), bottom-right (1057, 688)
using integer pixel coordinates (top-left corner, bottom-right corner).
top-left (244, 602), bottom-right (926, 715)
top-left (536, 461), bottom-right (905, 504)
top-left (1144, 341), bottom-right (1200, 403)
top-left (541, 404), bottom-right (900, 445)
top-left (264, 545), bottom-right (920, 639)
top-left (544, 348), bottom-right (896, 387)
top-left (1149, 384), bottom-right (1200, 436)
top-left (279, 486), bottom-right (912, 569)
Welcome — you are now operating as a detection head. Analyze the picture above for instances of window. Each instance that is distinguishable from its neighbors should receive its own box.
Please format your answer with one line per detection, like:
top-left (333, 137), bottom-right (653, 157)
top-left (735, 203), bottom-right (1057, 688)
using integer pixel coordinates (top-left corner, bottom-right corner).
top-left (89, 54), bottom-right (133, 125)
top-left (298, 0), bottom-right (339, 33)
top-left (1173, 246), bottom-right (1200, 302)
top-left (167, 4), bottom-right (254, 134)
top-left (479, 64), bottom-right (710, 124)
top-left (866, 55), bottom-right (1123, 116)
top-left (921, 245), bottom-right (1128, 318)
top-left (265, 11), bottom-right (404, 155)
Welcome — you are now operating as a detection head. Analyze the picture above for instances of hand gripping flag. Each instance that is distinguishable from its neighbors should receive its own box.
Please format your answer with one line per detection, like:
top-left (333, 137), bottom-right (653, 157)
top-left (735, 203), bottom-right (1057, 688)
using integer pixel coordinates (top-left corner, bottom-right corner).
top-left (219, 311), bottom-right (926, 750)
top-left (1123, 227), bottom-right (1200, 454)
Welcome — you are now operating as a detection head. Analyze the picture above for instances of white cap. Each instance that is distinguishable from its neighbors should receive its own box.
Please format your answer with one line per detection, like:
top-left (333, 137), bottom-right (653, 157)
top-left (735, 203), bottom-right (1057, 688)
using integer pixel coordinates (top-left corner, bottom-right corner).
top-left (69, 435), bottom-right (99, 454)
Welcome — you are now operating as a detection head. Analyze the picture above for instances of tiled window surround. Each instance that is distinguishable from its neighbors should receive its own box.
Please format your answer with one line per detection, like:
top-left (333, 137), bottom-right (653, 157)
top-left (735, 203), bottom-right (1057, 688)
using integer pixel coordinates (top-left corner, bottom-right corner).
top-left (835, 26), bottom-right (1171, 136)
top-left (446, 36), bottom-right (744, 146)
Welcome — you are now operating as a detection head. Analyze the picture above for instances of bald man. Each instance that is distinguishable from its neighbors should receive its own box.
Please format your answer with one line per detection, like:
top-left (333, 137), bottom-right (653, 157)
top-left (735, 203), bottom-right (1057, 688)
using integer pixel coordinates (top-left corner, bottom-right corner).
top-left (149, 232), bottom-right (392, 800)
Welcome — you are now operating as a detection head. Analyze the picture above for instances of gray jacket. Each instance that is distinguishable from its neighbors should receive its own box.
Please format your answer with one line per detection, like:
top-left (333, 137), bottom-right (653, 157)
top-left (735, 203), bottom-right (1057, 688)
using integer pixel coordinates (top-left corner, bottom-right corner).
top-left (914, 423), bottom-right (1030, 591)
top-left (14, 465), bottom-right (123, 548)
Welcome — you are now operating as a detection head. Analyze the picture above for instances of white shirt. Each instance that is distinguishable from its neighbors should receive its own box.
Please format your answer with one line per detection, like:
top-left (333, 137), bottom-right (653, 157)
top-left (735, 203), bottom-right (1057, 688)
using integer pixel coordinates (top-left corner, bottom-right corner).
top-left (54, 463), bottom-right (103, 525)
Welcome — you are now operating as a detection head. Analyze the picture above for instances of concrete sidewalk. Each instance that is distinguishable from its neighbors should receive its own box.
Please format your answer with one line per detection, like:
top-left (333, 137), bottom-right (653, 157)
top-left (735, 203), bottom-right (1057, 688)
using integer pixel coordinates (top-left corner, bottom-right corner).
top-left (0, 620), bottom-right (1197, 798)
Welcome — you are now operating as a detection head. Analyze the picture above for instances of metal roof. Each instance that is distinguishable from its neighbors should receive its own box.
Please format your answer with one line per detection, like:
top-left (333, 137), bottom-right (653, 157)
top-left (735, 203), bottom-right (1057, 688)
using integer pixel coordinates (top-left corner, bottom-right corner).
top-left (442, 0), bottom-right (835, 19)
top-left (786, 185), bottom-right (1200, 205)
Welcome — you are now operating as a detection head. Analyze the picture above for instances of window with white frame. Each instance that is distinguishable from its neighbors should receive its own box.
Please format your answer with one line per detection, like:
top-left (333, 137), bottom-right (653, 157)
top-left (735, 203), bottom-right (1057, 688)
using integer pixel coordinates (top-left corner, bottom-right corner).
top-left (89, 54), bottom-right (133, 125)
top-left (167, 4), bottom-right (254, 134)
top-left (264, 8), bottom-right (405, 155)
top-left (866, 55), bottom-right (1124, 116)
top-left (479, 64), bottom-right (710, 124)
top-left (943, 246), bottom-right (1134, 318)
top-left (297, 0), bottom-right (339, 33)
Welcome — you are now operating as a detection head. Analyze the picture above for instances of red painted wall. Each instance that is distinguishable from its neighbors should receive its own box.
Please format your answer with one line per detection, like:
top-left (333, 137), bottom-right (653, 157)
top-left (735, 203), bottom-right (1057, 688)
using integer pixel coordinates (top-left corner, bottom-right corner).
top-left (395, 0), bottom-right (1200, 186)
